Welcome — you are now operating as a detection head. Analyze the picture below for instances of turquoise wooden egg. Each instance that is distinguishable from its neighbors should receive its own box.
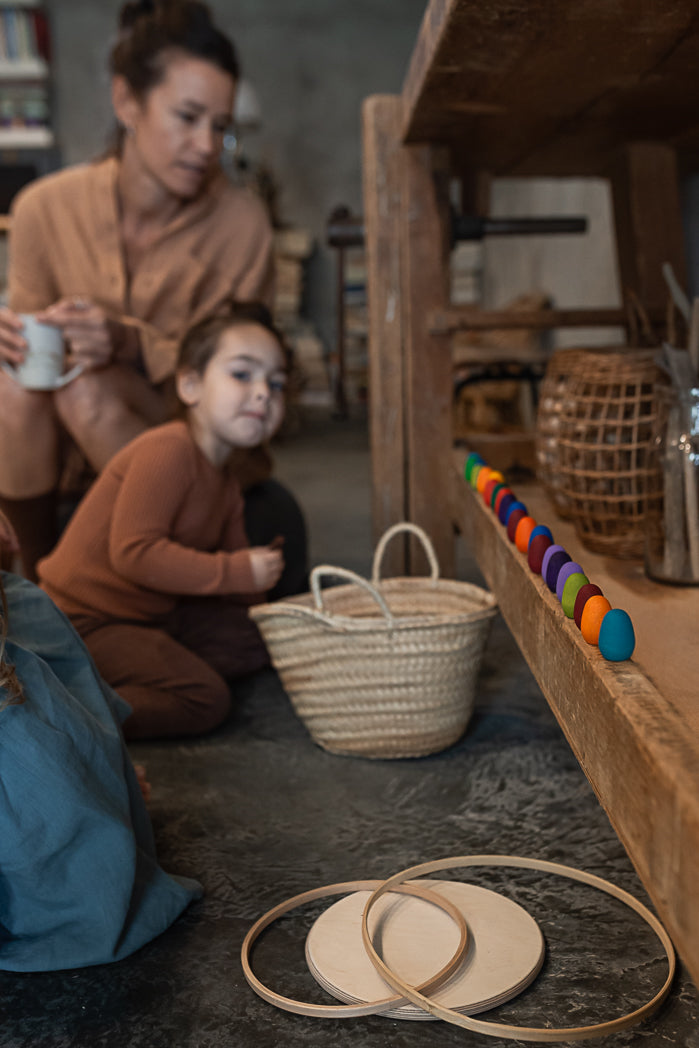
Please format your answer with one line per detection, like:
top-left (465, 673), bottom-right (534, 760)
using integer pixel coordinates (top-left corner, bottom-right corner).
top-left (598, 609), bottom-right (635, 661)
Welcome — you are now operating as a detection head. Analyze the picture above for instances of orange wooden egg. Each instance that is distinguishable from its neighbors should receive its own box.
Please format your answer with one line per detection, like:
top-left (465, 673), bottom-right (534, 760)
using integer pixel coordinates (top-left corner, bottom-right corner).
top-left (514, 516), bottom-right (536, 553)
top-left (476, 467), bottom-right (493, 494)
top-left (580, 595), bottom-right (613, 645)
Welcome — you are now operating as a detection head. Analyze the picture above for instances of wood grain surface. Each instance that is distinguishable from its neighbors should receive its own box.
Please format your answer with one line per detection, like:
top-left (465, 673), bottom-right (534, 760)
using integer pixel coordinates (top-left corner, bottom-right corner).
top-left (452, 453), bottom-right (699, 990)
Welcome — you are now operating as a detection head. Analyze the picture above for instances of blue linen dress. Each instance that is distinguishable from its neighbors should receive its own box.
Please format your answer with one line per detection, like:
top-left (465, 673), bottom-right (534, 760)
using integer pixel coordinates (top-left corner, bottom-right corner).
top-left (0, 572), bottom-right (202, 971)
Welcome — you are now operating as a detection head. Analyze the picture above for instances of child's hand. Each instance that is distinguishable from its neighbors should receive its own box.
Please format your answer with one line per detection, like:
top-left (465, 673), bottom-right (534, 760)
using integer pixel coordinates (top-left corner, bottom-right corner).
top-left (249, 545), bottom-right (284, 591)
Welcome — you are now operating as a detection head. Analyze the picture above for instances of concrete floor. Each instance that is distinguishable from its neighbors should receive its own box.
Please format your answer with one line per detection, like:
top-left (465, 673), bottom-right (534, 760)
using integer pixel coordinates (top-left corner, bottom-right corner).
top-left (1, 409), bottom-right (697, 1047)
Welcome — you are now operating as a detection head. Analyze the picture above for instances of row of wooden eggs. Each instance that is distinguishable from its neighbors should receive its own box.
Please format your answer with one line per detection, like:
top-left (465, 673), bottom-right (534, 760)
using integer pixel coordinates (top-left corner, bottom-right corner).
top-left (464, 453), bottom-right (635, 662)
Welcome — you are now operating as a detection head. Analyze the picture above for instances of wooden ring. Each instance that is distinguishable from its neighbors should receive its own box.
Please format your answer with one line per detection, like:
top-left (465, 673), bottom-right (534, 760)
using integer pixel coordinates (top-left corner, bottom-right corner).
top-left (241, 878), bottom-right (469, 1018)
top-left (361, 855), bottom-right (676, 1042)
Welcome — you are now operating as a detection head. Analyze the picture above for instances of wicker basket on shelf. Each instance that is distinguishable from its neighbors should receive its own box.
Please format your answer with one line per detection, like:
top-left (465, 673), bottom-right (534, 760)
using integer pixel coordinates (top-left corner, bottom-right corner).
top-left (535, 347), bottom-right (586, 519)
top-left (250, 523), bottom-right (497, 759)
top-left (553, 348), bottom-right (665, 557)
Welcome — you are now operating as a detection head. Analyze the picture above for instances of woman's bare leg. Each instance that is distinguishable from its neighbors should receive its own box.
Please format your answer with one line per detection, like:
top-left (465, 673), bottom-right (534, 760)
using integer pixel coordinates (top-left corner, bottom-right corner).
top-left (0, 372), bottom-right (60, 495)
top-left (0, 373), bottom-right (62, 578)
top-left (54, 364), bottom-right (167, 472)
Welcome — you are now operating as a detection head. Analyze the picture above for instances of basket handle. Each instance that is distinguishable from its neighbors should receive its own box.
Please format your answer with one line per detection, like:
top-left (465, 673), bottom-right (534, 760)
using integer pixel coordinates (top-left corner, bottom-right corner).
top-left (310, 565), bottom-right (394, 623)
top-left (371, 522), bottom-right (440, 584)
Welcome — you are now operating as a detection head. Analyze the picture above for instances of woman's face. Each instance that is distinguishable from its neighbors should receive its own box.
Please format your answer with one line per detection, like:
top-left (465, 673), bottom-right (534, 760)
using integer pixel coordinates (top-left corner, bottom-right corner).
top-left (115, 50), bottom-right (235, 201)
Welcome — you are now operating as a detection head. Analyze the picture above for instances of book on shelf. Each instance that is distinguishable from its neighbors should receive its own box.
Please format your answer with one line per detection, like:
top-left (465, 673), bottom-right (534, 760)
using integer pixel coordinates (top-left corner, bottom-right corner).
top-left (0, 6), bottom-right (49, 63)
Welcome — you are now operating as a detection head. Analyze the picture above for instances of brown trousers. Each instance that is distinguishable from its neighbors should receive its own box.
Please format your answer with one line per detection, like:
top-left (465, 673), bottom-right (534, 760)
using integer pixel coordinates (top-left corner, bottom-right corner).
top-left (79, 597), bottom-right (269, 740)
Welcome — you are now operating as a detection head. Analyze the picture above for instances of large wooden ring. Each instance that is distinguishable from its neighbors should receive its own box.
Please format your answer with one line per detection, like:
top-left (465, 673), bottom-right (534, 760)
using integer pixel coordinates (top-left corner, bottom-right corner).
top-left (241, 878), bottom-right (469, 1018)
top-left (361, 855), bottom-right (676, 1042)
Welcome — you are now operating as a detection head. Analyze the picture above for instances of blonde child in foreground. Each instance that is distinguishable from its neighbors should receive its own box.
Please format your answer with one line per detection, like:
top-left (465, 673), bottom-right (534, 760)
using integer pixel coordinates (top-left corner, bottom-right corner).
top-left (39, 303), bottom-right (287, 740)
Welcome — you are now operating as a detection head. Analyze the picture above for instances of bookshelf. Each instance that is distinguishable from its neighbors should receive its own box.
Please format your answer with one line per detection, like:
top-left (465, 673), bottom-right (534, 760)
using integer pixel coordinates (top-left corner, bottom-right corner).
top-left (0, 1), bottom-right (53, 150)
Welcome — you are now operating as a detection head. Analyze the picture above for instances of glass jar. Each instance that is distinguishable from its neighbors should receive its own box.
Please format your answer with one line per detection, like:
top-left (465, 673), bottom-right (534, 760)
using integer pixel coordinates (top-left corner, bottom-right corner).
top-left (645, 385), bottom-right (699, 584)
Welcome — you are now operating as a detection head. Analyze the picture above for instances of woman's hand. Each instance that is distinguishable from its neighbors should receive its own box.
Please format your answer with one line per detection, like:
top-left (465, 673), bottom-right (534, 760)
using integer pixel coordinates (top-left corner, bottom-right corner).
top-left (37, 297), bottom-right (116, 370)
top-left (248, 544), bottom-right (284, 592)
top-left (0, 305), bottom-right (28, 367)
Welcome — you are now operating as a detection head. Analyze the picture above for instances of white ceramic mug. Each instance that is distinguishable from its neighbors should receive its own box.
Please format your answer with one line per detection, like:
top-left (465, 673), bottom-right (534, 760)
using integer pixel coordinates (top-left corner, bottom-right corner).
top-left (1, 314), bottom-right (83, 391)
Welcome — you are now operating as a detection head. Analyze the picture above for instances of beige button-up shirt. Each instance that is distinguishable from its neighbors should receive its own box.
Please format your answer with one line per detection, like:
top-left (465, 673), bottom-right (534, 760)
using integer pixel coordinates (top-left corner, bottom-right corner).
top-left (8, 157), bottom-right (275, 383)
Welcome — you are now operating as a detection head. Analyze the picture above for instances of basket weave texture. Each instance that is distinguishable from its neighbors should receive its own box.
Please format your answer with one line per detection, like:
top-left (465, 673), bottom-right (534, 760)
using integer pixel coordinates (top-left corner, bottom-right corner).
top-left (550, 348), bottom-right (664, 557)
top-left (535, 348), bottom-right (586, 519)
top-left (250, 523), bottom-right (497, 759)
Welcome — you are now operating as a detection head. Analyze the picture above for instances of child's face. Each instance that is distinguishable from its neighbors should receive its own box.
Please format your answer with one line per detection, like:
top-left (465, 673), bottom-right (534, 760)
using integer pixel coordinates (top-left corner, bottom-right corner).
top-left (178, 323), bottom-right (287, 466)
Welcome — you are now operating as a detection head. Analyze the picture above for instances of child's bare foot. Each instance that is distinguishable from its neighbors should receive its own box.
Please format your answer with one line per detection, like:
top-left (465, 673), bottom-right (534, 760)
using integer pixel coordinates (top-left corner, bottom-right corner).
top-left (133, 763), bottom-right (152, 803)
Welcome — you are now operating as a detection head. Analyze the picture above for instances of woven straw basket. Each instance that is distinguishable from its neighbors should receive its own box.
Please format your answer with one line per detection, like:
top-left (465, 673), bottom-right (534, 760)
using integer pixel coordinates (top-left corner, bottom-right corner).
top-left (249, 523), bottom-right (497, 759)
top-left (552, 348), bottom-right (663, 557)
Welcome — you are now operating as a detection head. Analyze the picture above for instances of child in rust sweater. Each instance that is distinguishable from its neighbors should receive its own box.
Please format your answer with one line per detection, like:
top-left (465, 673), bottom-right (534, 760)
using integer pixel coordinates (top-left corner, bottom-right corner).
top-left (39, 303), bottom-right (287, 740)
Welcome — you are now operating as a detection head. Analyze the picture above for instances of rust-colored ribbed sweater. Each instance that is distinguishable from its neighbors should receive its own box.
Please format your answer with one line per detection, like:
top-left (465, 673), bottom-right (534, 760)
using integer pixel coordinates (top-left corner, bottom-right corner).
top-left (39, 421), bottom-right (256, 624)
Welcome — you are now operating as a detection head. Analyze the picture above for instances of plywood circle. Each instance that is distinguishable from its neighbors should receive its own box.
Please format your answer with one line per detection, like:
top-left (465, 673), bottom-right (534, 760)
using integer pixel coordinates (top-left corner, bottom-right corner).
top-left (305, 879), bottom-right (544, 1021)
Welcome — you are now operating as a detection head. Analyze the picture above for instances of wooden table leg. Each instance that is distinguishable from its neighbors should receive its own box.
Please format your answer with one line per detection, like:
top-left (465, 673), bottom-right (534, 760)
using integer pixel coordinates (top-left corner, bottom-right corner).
top-left (399, 141), bottom-right (454, 576)
top-left (363, 97), bottom-right (455, 576)
top-left (362, 95), bottom-right (408, 576)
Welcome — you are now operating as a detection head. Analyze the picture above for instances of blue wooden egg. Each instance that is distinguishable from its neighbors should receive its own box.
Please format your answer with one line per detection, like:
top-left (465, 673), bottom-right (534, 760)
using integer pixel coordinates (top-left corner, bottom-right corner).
top-left (504, 500), bottom-right (528, 524)
top-left (528, 524), bottom-right (553, 546)
top-left (598, 609), bottom-right (635, 661)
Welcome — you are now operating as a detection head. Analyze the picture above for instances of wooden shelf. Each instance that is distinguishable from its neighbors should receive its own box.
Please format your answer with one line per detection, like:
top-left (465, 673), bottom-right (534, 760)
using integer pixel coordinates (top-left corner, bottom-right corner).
top-left (402, 0), bottom-right (699, 176)
top-left (362, 0), bottom-right (698, 993)
top-left (0, 58), bottom-right (48, 79)
top-left (451, 453), bottom-right (699, 989)
top-left (0, 126), bottom-right (52, 148)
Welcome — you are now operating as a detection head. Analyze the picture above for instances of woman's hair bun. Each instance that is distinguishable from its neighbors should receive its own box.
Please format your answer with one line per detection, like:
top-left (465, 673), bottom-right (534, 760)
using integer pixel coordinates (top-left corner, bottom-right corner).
top-left (118, 0), bottom-right (216, 33)
top-left (118, 1), bottom-right (157, 32)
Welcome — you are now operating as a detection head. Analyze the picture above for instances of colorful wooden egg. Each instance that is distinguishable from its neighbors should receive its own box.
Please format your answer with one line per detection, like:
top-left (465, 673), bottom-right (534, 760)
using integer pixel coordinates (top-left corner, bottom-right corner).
top-left (573, 583), bottom-right (604, 629)
top-left (483, 477), bottom-right (501, 506)
top-left (505, 500), bottom-right (527, 523)
top-left (464, 452), bottom-right (484, 482)
top-left (580, 595), bottom-right (612, 645)
top-left (529, 524), bottom-right (553, 544)
top-left (497, 493), bottom-right (516, 524)
top-left (545, 550), bottom-right (571, 591)
top-left (540, 543), bottom-right (566, 581)
top-left (528, 533), bottom-right (552, 573)
top-left (598, 609), bottom-right (635, 661)
top-left (555, 561), bottom-right (585, 602)
top-left (490, 482), bottom-right (506, 509)
top-left (561, 573), bottom-right (589, 618)
top-left (469, 463), bottom-right (484, 489)
top-left (494, 487), bottom-right (512, 514)
top-left (506, 508), bottom-right (527, 542)
top-left (514, 516), bottom-right (537, 553)
top-left (476, 467), bottom-right (493, 494)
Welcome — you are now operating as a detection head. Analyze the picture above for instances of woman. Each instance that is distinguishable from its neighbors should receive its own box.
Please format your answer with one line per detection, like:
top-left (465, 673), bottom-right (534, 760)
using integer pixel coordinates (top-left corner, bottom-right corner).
top-left (0, 0), bottom-right (287, 582)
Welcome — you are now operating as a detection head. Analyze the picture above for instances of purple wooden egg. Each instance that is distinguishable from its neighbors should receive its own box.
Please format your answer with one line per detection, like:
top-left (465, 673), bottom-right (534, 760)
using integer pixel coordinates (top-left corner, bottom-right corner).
top-left (497, 493), bottom-right (516, 524)
top-left (540, 543), bottom-right (566, 581)
top-left (555, 561), bottom-right (584, 602)
top-left (545, 549), bottom-right (571, 591)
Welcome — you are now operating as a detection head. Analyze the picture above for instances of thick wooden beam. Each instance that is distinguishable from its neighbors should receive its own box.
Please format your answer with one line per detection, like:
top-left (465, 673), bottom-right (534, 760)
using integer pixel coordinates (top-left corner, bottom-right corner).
top-left (609, 143), bottom-right (688, 314)
top-left (431, 306), bottom-right (636, 335)
top-left (452, 455), bottom-right (699, 989)
top-left (401, 0), bottom-right (699, 177)
top-left (362, 95), bottom-right (408, 576)
top-left (400, 143), bottom-right (454, 576)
